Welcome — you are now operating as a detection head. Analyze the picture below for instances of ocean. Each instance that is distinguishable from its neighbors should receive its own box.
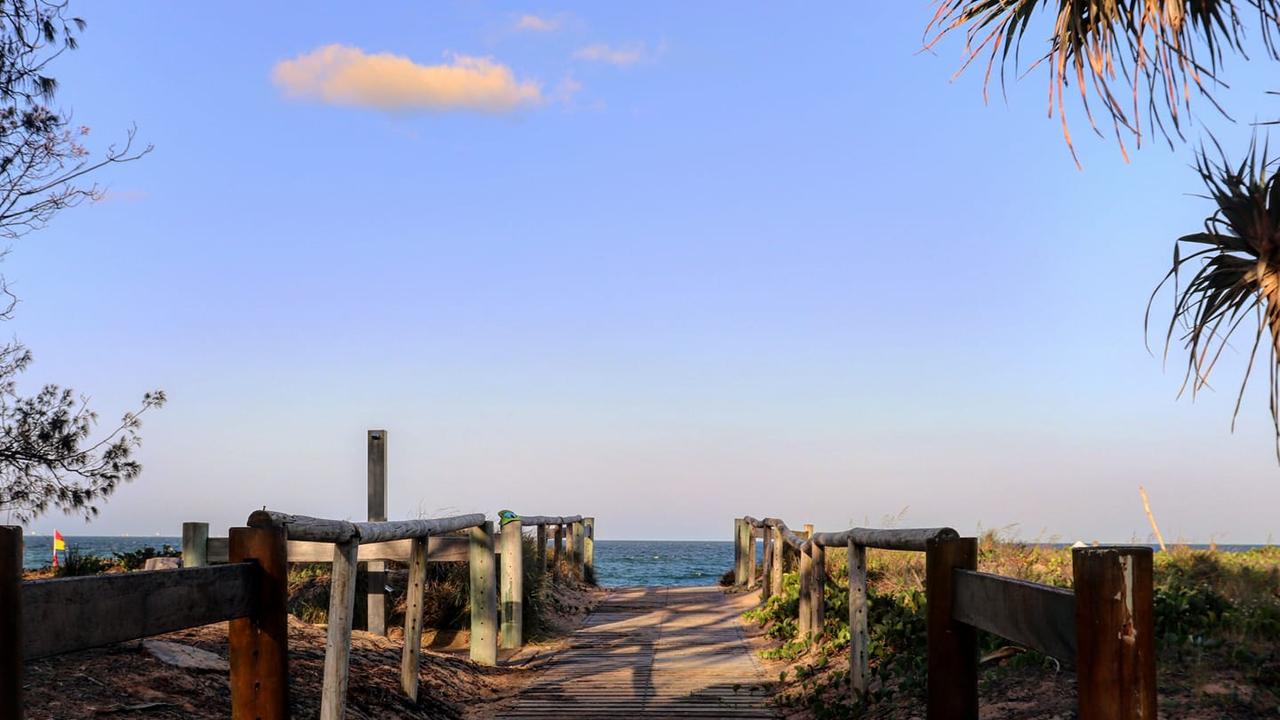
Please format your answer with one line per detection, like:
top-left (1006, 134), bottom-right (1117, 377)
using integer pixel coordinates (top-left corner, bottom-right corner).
top-left (21, 535), bottom-right (737, 587)
top-left (20, 536), bottom-right (1271, 587)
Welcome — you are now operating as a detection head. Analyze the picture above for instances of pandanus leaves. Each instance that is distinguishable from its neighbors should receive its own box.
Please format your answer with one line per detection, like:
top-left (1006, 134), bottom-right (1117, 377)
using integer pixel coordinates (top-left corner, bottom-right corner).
top-left (1149, 138), bottom-right (1280, 455)
top-left (927, 0), bottom-right (1280, 164)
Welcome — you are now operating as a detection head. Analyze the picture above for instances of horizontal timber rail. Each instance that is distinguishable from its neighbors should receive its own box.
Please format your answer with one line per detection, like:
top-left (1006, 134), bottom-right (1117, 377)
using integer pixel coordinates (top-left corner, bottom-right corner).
top-left (1, 522), bottom-right (289, 720)
top-left (738, 515), bottom-right (1156, 720)
top-left (245, 509), bottom-right (592, 720)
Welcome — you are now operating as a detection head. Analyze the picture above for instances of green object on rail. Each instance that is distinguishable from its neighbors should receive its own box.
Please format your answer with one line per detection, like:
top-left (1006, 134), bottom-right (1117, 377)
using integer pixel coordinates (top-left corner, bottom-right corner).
top-left (498, 510), bottom-right (520, 526)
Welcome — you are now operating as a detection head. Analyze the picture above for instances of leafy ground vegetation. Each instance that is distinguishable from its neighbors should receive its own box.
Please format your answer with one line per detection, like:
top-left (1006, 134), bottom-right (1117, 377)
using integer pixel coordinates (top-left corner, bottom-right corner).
top-left (744, 534), bottom-right (1280, 719)
top-left (21, 537), bottom-right (599, 718)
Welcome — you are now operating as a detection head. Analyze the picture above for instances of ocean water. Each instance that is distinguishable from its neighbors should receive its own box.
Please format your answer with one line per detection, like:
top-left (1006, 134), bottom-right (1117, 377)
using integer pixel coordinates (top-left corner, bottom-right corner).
top-left (21, 535), bottom-right (739, 586)
top-left (591, 540), bottom-right (736, 587)
top-left (22, 535), bottom-right (182, 570)
top-left (20, 536), bottom-right (1272, 586)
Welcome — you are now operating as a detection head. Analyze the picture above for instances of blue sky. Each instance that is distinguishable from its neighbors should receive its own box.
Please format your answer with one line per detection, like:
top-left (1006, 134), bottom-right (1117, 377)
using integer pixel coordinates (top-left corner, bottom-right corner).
top-left (7, 2), bottom-right (1280, 541)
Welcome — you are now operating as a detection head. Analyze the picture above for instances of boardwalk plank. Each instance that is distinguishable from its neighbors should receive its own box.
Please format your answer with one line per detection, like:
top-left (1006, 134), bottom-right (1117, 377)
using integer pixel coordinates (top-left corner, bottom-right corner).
top-left (499, 586), bottom-right (778, 719)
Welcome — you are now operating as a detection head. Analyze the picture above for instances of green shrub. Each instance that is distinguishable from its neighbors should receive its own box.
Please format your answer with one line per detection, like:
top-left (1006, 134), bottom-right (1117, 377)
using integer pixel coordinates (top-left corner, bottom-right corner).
top-left (113, 544), bottom-right (180, 571)
top-left (57, 546), bottom-right (112, 577)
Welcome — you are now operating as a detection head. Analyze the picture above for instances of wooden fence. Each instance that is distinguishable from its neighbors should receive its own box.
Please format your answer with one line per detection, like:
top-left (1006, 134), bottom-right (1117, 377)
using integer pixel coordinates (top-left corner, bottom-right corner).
top-left (0, 510), bottom-right (595, 720)
top-left (735, 516), bottom-right (1156, 720)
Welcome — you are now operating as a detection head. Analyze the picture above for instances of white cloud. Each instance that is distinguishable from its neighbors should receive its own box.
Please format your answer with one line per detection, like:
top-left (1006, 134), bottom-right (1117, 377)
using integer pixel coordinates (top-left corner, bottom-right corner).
top-left (272, 45), bottom-right (542, 113)
top-left (573, 43), bottom-right (652, 67)
top-left (515, 14), bottom-right (560, 32)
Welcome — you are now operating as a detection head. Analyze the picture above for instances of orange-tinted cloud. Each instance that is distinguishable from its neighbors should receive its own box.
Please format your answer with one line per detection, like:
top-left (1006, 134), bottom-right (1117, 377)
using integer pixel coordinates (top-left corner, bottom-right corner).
top-left (272, 45), bottom-right (542, 113)
top-left (573, 43), bottom-right (650, 67)
top-left (516, 14), bottom-right (560, 32)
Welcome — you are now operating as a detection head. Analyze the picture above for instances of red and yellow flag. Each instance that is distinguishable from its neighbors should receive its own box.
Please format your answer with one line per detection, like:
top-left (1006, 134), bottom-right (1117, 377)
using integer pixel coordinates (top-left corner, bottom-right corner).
top-left (52, 530), bottom-right (65, 568)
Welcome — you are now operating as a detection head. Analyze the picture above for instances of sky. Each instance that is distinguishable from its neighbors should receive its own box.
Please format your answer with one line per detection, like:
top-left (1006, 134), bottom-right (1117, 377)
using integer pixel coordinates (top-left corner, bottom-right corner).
top-left (5, 2), bottom-right (1280, 542)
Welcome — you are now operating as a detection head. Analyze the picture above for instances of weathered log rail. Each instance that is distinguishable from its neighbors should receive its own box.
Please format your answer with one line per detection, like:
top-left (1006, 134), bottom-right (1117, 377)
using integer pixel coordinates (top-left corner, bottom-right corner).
top-left (735, 515), bottom-right (1156, 720)
top-left (0, 506), bottom-right (596, 720)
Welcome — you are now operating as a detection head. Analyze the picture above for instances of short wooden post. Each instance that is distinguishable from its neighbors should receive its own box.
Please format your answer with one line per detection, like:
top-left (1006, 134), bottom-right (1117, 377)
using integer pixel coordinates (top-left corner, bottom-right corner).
top-left (798, 542), bottom-right (812, 638)
top-left (228, 525), bottom-right (289, 720)
top-left (570, 520), bottom-right (584, 581)
top-left (536, 524), bottom-right (547, 572)
top-left (320, 539), bottom-right (359, 720)
top-left (469, 522), bottom-right (498, 666)
top-left (925, 536), bottom-right (977, 720)
top-left (769, 526), bottom-right (783, 597)
top-left (400, 536), bottom-right (429, 701)
top-left (848, 541), bottom-right (868, 699)
top-left (182, 521), bottom-right (209, 568)
top-left (366, 429), bottom-right (388, 636)
top-left (1073, 546), bottom-right (1156, 720)
top-left (809, 541), bottom-right (825, 642)
top-left (733, 519), bottom-right (746, 586)
top-left (1, 526), bottom-right (24, 720)
top-left (746, 525), bottom-right (757, 587)
top-left (500, 518), bottom-right (523, 649)
top-left (760, 528), bottom-right (773, 602)
top-left (552, 524), bottom-right (564, 577)
top-left (583, 517), bottom-right (595, 584)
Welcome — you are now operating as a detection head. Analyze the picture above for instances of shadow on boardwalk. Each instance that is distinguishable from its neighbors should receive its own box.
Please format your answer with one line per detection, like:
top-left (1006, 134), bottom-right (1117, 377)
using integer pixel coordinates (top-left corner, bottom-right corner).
top-left (497, 586), bottom-right (778, 718)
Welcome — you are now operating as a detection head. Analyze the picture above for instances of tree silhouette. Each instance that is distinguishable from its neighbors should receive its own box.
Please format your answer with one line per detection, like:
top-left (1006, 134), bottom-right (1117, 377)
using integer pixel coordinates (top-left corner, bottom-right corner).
top-left (0, 1), bottom-right (162, 523)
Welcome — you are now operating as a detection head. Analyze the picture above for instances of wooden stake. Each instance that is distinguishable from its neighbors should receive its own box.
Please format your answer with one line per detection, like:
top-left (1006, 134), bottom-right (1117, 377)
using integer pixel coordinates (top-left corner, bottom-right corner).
top-left (320, 539), bottom-right (359, 720)
top-left (400, 536), bottom-right (428, 701)
top-left (925, 536), bottom-right (977, 720)
top-left (1137, 486), bottom-right (1166, 552)
top-left (181, 522), bottom-right (209, 568)
top-left (536, 524), bottom-right (547, 572)
top-left (583, 517), bottom-right (595, 584)
top-left (470, 522), bottom-right (497, 666)
top-left (809, 541), bottom-right (825, 643)
top-left (760, 528), bottom-right (773, 602)
top-left (500, 519), bottom-right (523, 649)
top-left (848, 541), bottom-right (868, 699)
top-left (366, 430), bottom-right (388, 636)
top-left (0, 526), bottom-right (23, 720)
top-left (1074, 546), bottom-right (1157, 720)
top-left (228, 525), bottom-right (289, 720)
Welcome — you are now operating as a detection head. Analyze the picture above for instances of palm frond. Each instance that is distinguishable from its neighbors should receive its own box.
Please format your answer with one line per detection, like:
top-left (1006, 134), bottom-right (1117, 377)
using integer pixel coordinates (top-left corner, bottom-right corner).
top-left (926, 1), bottom-right (1280, 165)
top-left (1147, 136), bottom-right (1280, 456)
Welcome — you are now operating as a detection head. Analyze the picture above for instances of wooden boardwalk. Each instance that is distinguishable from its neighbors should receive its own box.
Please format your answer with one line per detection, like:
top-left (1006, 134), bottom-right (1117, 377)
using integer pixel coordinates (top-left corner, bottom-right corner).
top-left (498, 586), bottom-right (778, 718)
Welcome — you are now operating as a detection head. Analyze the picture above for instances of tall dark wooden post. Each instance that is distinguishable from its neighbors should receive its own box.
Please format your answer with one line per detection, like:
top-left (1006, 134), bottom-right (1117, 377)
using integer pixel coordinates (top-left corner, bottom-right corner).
top-left (925, 536), bottom-right (977, 720)
top-left (229, 525), bottom-right (289, 720)
top-left (1073, 546), bottom-right (1157, 720)
top-left (0, 526), bottom-right (23, 720)
top-left (367, 430), bottom-right (387, 635)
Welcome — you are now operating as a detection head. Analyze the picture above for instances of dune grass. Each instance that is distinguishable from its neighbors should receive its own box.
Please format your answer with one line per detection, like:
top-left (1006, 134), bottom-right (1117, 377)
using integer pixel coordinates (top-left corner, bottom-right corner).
top-left (745, 534), bottom-right (1280, 718)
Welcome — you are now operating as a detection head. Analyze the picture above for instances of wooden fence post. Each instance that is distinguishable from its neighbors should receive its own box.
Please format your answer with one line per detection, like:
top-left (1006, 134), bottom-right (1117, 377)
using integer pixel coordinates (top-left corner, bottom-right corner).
top-left (583, 517), bottom-right (595, 584)
top-left (1073, 546), bottom-right (1156, 720)
top-left (734, 519), bottom-right (746, 586)
top-left (400, 536), bottom-right (428, 701)
top-left (848, 541), bottom-right (868, 700)
top-left (552, 525), bottom-right (563, 578)
top-left (760, 528), bottom-right (773, 602)
top-left (570, 520), bottom-right (584, 581)
top-left (536, 524), bottom-right (547, 572)
top-left (798, 542), bottom-right (812, 638)
top-left (470, 522), bottom-right (497, 666)
top-left (182, 522), bottom-right (209, 568)
top-left (809, 541), bottom-right (825, 642)
top-left (228, 525), bottom-right (289, 720)
top-left (747, 525), bottom-right (757, 587)
top-left (925, 536), bottom-right (977, 720)
top-left (769, 526), bottom-right (783, 597)
top-left (500, 518), bottom-right (523, 650)
top-left (320, 539), bottom-right (359, 720)
top-left (366, 429), bottom-right (388, 636)
top-left (1, 526), bottom-right (23, 720)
